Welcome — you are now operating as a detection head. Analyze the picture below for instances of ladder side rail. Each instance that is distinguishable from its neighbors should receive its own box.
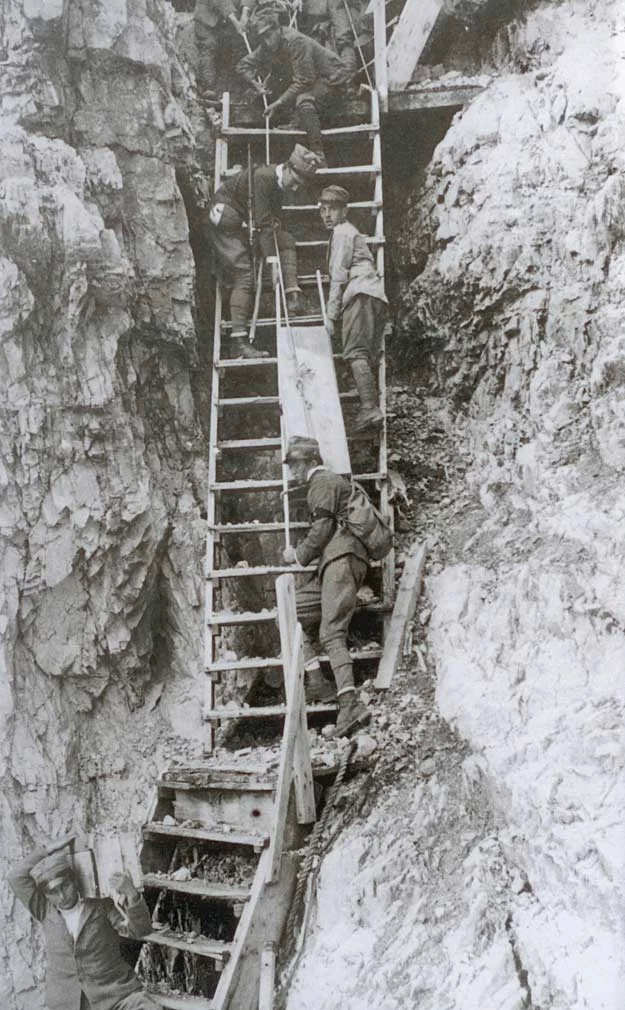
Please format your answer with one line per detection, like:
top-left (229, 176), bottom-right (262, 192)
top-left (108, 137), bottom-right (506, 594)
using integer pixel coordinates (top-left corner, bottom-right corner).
top-left (372, 0), bottom-right (389, 112)
top-left (204, 103), bottom-right (231, 746)
top-left (259, 945), bottom-right (276, 1010)
top-left (266, 620), bottom-right (306, 883)
top-left (276, 574), bottom-right (316, 825)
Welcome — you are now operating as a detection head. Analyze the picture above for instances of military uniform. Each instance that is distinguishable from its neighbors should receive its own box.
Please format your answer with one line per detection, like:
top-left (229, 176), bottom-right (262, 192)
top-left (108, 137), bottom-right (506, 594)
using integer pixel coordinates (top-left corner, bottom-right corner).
top-left (236, 24), bottom-right (353, 156)
top-left (194, 0), bottom-right (254, 97)
top-left (293, 466), bottom-right (368, 692)
top-left (8, 851), bottom-right (156, 1010)
top-left (326, 218), bottom-right (388, 362)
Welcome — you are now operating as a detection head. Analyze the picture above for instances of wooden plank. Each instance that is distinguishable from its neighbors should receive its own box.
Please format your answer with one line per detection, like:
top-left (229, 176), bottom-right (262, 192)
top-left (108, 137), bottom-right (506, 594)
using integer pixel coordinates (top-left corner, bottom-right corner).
top-left (202, 703), bottom-right (337, 721)
top-left (142, 822), bottom-right (269, 850)
top-left (142, 874), bottom-right (251, 901)
top-left (258, 945), bottom-right (276, 1010)
top-left (143, 930), bottom-right (231, 963)
top-left (276, 575), bottom-right (316, 826)
top-left (149, 993), bottom-right (213, 1010)
top-left (372, 0), bottom-right (388, 111)
top-left (388, 84), bottom-right (484, 112)
top-left (374, 542), bottom-right (427, 689)
top-left (277, 324), bottom-right (350, 475)
top-left (387, 0), bottom-right (444, 91)
top-left (267, 624), bottom-right (306, 882)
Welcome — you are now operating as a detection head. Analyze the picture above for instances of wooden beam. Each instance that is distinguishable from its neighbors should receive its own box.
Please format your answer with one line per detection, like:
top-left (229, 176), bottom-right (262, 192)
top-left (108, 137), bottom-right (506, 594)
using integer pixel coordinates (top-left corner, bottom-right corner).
top-left (259, 945), bottom-right (276, 1010)
top-left (387, 0), bottom-right (444, 91)
top-left (388, 84), bottom-right (484, 112)
top-left (267, 622), bottom-right (305, 883)
top-left (374, 542), bottom-right (427, 689)
top-left (276, 575), bottom-right (316, 826)
top-left (372, 0), bottom-right (388, 112)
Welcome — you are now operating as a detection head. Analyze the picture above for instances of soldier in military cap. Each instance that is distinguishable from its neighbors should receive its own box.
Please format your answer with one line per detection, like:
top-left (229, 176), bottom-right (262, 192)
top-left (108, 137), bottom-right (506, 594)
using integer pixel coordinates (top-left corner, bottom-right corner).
top-left (319, 184), bottom-right (387, 430)
top-left (194, 0), bottom-right (255, 103)
top-left (208, 144), bottom-right (324, 358)
top-left (282, 435), bottom-right (372, 738)
top-left (236, 11), bottom-right (354, 160)
top-left (8, 834), bottom-right (157, 1010)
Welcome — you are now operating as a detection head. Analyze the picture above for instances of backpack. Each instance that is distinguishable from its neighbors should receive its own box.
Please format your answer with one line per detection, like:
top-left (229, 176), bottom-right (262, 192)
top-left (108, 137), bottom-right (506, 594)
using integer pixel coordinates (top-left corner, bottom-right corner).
top-left (338, 481), bottom-right (393, 561)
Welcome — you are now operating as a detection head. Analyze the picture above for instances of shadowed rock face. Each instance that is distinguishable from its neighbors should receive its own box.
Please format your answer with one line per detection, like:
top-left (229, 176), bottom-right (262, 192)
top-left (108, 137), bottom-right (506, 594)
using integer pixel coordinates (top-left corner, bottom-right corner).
top-left (0, 5), bottom-right (211, 1003)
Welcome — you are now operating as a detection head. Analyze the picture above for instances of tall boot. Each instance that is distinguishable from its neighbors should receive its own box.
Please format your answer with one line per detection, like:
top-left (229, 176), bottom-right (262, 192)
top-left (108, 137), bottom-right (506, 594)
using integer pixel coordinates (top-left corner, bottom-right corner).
top-left (278, 246), bottom-right (304, 316)
top-left (333, 663), bottom-right (371, 737)
top-left (295, 100), bottom-right (326, 163)
top-left (229, 331), bottom-right (269, 358)
top-left (349, 358), bottom-right (383, 431)
top-left (305, 663), bottom-right (338, 703)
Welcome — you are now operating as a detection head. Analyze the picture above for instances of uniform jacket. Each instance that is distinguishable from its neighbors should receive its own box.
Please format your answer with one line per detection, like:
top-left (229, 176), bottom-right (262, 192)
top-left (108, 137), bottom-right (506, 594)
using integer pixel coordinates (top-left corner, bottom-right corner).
top-left (326, 220), bottom-right (387, 321)
top-left (295, 466), bottom-right (368, 573)
top-left (211, 163), bottom-right (283, 235)
top-left (195, 0), bottom-right (252, 28)
top-left (236, 28), bottom-right (351, 106)
top-left (8, 855), bottom-right (152, 1010)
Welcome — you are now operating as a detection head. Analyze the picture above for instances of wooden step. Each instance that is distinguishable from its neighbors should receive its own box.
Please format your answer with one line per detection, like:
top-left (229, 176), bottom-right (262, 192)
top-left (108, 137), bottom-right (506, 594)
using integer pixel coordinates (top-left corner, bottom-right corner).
top-left (283, 200), bottom-right (380, 212)
top-left (143, 873), bottom-right (251, 902)
top-left (160, 772), bottom-right (274, 792)
top-left (317, 165), bottom-right (378, 176)
top-left (207, 645), bottom-right (383, 674)
top-left (147, 991), bottom-right (213, 1010)
top-left (143, 821), bottom-right (269, 850)
top-left (296, 237), bottom-right (384, 250)
top-left (215, 356), bottom-right (278, 369)
top-left (207, 521), bottom-right (308, 534)
top-left (206, 609), bottom-right (278, 626)
top-left (220, 314), bottom-right (323, 330)
top-left (144, 929), bottom-right (231, 965)
top-left (203, 702), bottom-right (338, 722)
top-left (207, 564), bottom-right (316, 579)
top-left (217, 388), bottom-right (359, 408)
top-left (220, 123), bottom-right (375, 138)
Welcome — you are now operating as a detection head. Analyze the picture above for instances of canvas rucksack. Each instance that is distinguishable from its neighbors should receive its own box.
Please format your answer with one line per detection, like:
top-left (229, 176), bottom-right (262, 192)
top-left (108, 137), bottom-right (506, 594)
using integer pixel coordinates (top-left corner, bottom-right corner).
top-left (337, 481), bottom-right (393, 561)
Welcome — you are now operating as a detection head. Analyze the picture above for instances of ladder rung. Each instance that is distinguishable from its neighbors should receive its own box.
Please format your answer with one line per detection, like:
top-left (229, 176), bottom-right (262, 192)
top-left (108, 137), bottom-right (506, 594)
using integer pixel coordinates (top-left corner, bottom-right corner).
top-left (207, 521), bottom-right (308, 533)
top-left (220, 314), bottom-right (323, 329)
top-left (207, 645), bottom-right (382, 674)
top-left (283, 201), bottom-right (381, 212)
top-left (143, 931), bottom-right (231, 964)
top-left (207, 564), bottom-right (316, 579)
top-left (317, 165), bottom-right (378, 175)
top-left (207, 609), bottom-right (278, 626)
top-left (209, 479), bottom-right (283, 492)
top-left (220, 123), bottom-right (375, 138)
top-left (218, 438), bottom-right (282, 450)
top-left (147, 992), bottom-right (214, 1010)
top-left (296, 237), bottom-right (384, 249)
top-left (218, 395), bottom-right (280, 407)
top-left (203, 702), bottom-right (338, 721)
top-left (142, 873), bottom-right (251, 901)
top-left (143, 821), bottom-right (269, 849)
top-left (215, 356), bottom-right (278, 369)
top-left (207, 656), bottom-right (283, 673)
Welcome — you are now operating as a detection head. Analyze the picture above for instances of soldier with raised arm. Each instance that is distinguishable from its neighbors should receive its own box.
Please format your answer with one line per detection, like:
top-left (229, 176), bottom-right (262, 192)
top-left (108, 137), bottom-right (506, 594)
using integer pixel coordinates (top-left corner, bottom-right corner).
top-left (8, 834), bottom-right (158, 1010)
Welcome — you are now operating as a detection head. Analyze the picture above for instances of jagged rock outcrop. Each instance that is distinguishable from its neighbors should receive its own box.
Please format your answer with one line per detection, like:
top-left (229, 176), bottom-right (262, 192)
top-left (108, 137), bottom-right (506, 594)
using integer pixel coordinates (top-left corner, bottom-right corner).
top-left (0, 4), bottom-right (211, 1006)
top-left (287, 2), bottom-right (625, 1009)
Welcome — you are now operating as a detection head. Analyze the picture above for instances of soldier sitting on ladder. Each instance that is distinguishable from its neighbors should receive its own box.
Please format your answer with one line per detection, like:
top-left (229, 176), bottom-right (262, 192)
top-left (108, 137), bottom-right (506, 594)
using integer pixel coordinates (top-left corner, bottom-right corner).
top-left (320, 184), bottom-right (386, 431)
top-left (8, 834), bottom-right (158, 1010)
top-left (282, 435), bottom-right (372, 739)
top-left (235, 10), bottom-right (354, 162)
top-left (194, 0), bottom-right (256, 104)
top-left (208, 143), bottom-right (324, 358)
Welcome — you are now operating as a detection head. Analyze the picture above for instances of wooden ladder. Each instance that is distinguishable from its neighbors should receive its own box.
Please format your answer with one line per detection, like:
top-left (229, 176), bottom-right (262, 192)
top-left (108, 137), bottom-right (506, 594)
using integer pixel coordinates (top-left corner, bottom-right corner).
top-left (203, 90), bottom-right (394, 742)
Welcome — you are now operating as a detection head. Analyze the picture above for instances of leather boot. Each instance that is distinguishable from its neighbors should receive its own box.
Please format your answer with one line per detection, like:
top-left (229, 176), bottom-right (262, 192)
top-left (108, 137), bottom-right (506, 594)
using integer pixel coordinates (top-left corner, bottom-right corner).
top-left (350, 358), bottom-right (383, 431)
top-left (294, 100), bottom-right (326, 162)
top-left (229, 334), bottom-right (269, 359)
top-left (335, 688), bottom-right (371, 737)
top-left (305, 665), bottom-right (337, 703)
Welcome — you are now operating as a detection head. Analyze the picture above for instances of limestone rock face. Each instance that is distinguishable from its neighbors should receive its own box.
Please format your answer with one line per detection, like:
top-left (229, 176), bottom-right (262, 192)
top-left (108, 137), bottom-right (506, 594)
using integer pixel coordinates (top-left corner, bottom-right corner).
top-left (0, 4), bottom-right (207, 1006)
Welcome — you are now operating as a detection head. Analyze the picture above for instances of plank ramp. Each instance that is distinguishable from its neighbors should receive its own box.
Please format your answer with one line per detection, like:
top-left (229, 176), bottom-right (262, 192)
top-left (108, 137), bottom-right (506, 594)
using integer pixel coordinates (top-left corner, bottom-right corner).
top-left (387, 0), bottom-right (445, 91)
top-left (277, 323), bottom-right (351, 476)
top-left (374, 542), bottom-right (427, 689)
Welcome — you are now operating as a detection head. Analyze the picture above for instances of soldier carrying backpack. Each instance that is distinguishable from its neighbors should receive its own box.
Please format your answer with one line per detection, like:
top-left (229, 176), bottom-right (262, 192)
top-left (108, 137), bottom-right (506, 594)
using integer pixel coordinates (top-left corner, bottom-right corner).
top-left (282, 435), bottom-right (392, 737)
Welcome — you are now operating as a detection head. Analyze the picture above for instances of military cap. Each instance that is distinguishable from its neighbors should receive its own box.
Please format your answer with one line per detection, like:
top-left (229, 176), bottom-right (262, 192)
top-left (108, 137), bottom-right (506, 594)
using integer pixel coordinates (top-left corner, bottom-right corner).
top-left (30, 850), bottom-right (74, 889)
top-left (319, 185), bottom-right (350, 206)
top-left (287, 144), bottom-right (325, 180)
top-left (284, 435), bottom-right (321, 463)
top-left (251, 11), bottom-right (280, 35)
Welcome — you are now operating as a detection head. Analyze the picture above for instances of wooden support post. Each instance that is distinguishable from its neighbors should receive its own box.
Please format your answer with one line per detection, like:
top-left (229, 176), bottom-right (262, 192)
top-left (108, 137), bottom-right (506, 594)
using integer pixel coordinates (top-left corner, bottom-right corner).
top-left (276, 575), bottom-right (316, 825)
top-left (372, 0), bottom-right (388, 112)
top-left (267, 623), bottom-right (305, 883)
top-left (387, 0), bottom-right (444, 91)
top-left (259, 944), bottom-right (276, 1010)
top-left (374, 542), bottom-right (427, 689)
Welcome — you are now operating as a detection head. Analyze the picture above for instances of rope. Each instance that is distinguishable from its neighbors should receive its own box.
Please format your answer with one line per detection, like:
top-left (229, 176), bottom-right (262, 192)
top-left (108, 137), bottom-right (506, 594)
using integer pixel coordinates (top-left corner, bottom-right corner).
top-left (276, 740), bottom-right (357, 1003)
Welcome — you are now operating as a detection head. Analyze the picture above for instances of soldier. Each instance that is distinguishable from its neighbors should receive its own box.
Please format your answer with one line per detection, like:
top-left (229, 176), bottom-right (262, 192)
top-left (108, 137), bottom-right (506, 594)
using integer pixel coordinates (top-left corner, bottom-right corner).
top-left (236, 11), bottom-right (354, 160)
top-left (194, 0), bottom-right (254, 103)
top-left (208, 144), bottom-right (324, 358)
top-left (320, 184), bottom-right (386, 430)
top-left (282, 435), bottom-right (372, 738)
top-left (8, 835), bottom-right (157, 1010)
top-left (299, 0), bottom-right (360, 77)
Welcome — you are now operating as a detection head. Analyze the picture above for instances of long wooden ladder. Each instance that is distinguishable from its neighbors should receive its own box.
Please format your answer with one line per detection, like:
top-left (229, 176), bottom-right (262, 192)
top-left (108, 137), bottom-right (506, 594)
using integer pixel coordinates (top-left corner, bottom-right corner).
top-left (203, 91), bottom-right (394, 741)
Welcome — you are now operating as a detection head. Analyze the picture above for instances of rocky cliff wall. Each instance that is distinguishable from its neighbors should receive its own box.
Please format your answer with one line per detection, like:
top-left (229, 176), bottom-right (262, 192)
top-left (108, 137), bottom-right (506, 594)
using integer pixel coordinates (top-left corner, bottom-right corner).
top-left (0, 4), bottom-right (210, 1006)
top-left (287, 2), bottom-right (625, 1008)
